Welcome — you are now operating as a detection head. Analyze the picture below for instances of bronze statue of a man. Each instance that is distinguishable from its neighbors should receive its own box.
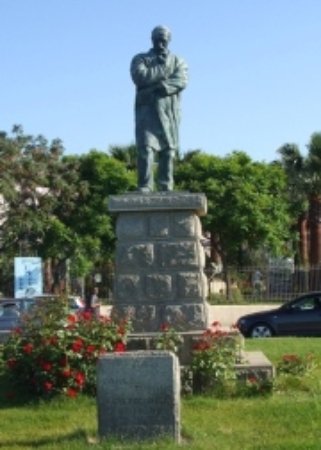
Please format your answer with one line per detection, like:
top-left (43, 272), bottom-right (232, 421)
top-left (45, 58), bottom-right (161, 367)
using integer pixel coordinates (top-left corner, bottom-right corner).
top-left (130, 26), bottom-right (188, 192)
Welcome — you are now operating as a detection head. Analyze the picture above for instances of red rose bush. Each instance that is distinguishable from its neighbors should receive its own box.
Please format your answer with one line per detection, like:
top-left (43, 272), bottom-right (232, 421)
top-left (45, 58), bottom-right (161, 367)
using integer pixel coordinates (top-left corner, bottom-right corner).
top-left (3, 297), bottom-right (130, 398)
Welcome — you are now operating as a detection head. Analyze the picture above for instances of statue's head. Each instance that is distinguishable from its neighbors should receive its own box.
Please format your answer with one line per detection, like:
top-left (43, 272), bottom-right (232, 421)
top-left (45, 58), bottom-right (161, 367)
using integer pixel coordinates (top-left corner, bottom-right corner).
top-left (151, 25), bottom-right (171, 42)
top-left (151, 26), bottom-right (171, 54)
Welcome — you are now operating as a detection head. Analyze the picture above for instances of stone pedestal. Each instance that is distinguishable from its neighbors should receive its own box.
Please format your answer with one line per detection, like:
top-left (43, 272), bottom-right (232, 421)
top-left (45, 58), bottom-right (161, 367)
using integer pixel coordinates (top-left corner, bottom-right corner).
top-left (109, 192), bottom-right (210, 332)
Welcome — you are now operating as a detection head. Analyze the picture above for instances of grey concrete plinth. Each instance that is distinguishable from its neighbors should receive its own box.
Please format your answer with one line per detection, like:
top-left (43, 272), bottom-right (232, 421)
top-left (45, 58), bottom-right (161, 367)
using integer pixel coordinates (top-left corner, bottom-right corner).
top-left (236, 351), bottom-right (275, 380)
top-left (97, 351), bottom-right (181, 442)
top-left (109, 192), bottom-right (210, 332)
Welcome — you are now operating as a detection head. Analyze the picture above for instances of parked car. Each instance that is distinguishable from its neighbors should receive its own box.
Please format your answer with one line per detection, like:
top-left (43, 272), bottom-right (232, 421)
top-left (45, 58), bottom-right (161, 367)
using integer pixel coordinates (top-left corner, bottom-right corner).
top-left (0, 295), bottom-right (84, 336)
top-left (236, 292), bottom-right (321, 337)
top-left (0, 297), bottom-right (36, 339)
top-left (33, 294), bottom-right (84, 312)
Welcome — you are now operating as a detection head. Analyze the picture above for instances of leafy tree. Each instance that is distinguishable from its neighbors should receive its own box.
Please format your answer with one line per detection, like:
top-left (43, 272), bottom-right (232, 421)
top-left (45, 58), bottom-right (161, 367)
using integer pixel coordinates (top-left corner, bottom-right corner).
top-left (62, 150), bottom-right (136, 295)
top-left (0, 127), bottom-right (137, 295)
top-left (0, 126), bottom-right (85, 294)
top-left (109, 144), bottom-right (137, 171)
top-left (175, 151), bottom-right (291, 297)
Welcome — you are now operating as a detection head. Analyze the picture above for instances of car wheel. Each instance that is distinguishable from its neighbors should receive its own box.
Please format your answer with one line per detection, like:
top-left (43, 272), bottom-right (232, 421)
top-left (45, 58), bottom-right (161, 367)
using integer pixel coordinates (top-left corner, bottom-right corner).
top-left (250, 323), bottom-right (273, 338)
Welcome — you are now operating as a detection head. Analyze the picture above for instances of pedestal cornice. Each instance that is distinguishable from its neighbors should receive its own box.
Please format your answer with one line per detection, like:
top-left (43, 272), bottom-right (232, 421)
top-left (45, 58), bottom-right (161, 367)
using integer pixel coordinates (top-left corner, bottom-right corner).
top-left (108, 192), bottom-right (207, 216)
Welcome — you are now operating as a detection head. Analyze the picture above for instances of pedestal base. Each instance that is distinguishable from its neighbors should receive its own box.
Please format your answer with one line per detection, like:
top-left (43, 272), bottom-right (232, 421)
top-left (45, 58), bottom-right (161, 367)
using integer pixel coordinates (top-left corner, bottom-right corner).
top-left (109, 192), bottom-right (210, 332)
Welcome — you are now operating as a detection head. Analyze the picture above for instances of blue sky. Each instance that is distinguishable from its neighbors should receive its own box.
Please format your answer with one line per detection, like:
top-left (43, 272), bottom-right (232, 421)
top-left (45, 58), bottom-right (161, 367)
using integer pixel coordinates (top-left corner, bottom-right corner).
top-left (1, 0), bottom-right (321, 162)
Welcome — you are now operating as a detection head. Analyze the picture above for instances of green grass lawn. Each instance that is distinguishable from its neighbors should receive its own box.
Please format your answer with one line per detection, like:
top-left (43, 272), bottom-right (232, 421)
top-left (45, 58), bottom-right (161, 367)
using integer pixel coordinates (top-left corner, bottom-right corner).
top-left (1, 338), bottom-right (321, 449)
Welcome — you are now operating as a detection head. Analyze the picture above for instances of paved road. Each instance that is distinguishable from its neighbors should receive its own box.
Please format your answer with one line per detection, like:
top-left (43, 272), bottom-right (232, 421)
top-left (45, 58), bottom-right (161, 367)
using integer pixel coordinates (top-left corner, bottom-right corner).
top-left (208, 304), bottom-right (280, 328)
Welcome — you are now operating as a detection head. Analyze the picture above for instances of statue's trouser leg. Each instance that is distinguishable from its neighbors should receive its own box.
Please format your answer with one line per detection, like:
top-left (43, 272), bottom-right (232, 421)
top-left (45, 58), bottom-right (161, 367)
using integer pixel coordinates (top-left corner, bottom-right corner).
top-left (158, 148), bottom-right (174, 191)
top-left (137, 146), bottom-right (154, 191)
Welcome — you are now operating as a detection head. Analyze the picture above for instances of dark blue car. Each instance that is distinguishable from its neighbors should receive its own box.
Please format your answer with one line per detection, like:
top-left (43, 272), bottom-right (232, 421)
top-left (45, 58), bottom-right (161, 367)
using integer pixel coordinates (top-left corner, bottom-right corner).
top-left (236, 292), bottom-right (321, 337)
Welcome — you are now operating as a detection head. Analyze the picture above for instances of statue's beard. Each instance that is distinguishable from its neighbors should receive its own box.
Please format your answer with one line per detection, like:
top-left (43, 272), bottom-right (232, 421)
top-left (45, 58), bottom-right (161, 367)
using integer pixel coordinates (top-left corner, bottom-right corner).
top-left (155, 48), bottom-right (168, 57)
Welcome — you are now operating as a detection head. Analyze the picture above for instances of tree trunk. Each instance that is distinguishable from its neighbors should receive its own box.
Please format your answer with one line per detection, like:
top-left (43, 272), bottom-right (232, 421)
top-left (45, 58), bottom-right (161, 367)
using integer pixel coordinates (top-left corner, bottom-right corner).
top-left (298, 212), bottom-right (309, 267)
top-left (44, 258), bottom-right (54, 293)
top-left (52, 259), bottom-right (68, 295)
top-left (210, 232), bottom-right (222, 265)
top-left (224, 268), bottom-right (232, 301)
top-left (309, 195), bottom-right (321, 290)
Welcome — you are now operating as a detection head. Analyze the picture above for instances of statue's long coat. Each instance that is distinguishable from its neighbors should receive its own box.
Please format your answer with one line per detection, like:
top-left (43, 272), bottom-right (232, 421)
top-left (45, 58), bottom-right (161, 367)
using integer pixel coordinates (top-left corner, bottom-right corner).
top-left (130, 48), bottom-right (188, 151)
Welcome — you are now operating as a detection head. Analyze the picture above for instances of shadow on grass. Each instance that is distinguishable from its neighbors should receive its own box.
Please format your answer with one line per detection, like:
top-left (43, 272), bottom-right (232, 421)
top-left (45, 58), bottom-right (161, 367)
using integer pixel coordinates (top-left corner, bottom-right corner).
top-left (0, 372), bottom-right (41, 408)
top-left (0, 372), bottom-right (84, 409)
top-left (0, 428), bottom-right (91, 448)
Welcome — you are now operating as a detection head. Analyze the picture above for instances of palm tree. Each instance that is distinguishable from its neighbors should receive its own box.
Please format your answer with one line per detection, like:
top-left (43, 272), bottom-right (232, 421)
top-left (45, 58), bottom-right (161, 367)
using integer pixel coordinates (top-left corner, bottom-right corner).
top-left (278, 143), bottom-right (308, 266)
top-left (279, 133), bottom-right (321, 290)
top-left (306, 133), bottom-right (321, 267)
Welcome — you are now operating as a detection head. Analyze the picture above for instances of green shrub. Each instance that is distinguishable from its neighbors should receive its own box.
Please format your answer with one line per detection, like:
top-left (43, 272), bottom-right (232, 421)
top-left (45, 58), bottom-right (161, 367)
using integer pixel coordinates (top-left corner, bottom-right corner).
top-left (152, 323), bottom-right (183, 354)
top-left (276, 353), bottom-right (316, 376)
top-left (235, 370), bottom-right (274, 397)
top-left (208, 292), bottom-right (245, 305)
top-left (190, 322), bottom-right (239, 394)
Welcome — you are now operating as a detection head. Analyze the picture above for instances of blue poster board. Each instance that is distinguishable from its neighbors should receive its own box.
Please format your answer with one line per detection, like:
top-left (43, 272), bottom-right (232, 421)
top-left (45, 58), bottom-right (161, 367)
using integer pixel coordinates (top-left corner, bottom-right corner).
top-left (14, 257), bottom-right (43, 298)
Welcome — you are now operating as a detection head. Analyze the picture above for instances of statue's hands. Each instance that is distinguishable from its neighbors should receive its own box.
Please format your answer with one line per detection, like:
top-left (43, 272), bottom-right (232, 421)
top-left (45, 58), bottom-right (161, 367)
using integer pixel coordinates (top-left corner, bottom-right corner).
top-left (156, 81), bottom-right (168, 96)
top-left (157, 53), bottom-right (167, 64)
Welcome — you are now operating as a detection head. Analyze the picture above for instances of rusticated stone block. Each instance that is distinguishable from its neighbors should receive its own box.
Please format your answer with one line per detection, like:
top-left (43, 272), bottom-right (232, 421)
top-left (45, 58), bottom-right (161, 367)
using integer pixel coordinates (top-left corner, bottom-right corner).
top-left (172, 213), bottom-right (199, 237)
top-left (115, 275), bottom-right (142, 302)
top-left (177, 272), bottom-right (204, 300)
top-left (199, 245), bottom-right (206, 268)
top-left (158, 242), bottom-right (199, 268)
top-left (149, 213), bottom-right (170, 237)
top-left (164, 304), bottom-right (209, 331)
top-left (117, 243), bottom-right (154, 269)
top-left (145, 274), bottom-right (173, 301)
top-left (112, 304), bottom-right (159, 332)
top-left (116, 213), bottom-right (146, 239)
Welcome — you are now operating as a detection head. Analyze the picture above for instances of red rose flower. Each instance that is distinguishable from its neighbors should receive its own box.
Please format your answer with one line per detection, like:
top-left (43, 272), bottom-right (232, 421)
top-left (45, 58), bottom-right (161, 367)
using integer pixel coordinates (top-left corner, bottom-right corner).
top-left (160, 323), bottom-right (170, 332)
top-left (71, 338), bottom-right (84, 352)
top-left (66, 387), bottom-right (78, 398)
top-left (193, 341), bottom-right (210, 351)
top-left (101, 316), bottom-right (111, 324)
top-left (117, 326), bottom-right (126, 336)
top-left (203, 328), bottom-right (213, 337)
top-left (7, 358), bottom-right (17, 369)
top-left (113, 342), bottom-right (126, 352)
top-left (67, 314), bottom-right (77, 324)
top-left (43, 381), bottom-right (53, 392)
top-left (282, 354), bottom-right (299, 363)
top-left (74, 371), bottom-right (85, 386)
top-left (48, 336), bottom-right (58, 345)
top-left (23, 343), bottom-right (33, 354)
top-left (81, 311), bottom-right (93, 321)
top-left (40, 361), bottom-right (53, 372)
top-left (247, 375), bottom-right (258, 384)
top-left (12, 327), bottom-right (22, 335)
top-left (61, 368), bottom-right (72, 378)
top-left (85, 345), bottom-right (96, 356)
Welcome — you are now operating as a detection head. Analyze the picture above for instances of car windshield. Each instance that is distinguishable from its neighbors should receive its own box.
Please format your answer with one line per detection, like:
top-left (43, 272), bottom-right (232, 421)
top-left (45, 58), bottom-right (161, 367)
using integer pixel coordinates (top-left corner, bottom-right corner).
top-left (0, 303), bottom-right (20, 317)
top-left (285, 295), bottom-right (321, 311)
